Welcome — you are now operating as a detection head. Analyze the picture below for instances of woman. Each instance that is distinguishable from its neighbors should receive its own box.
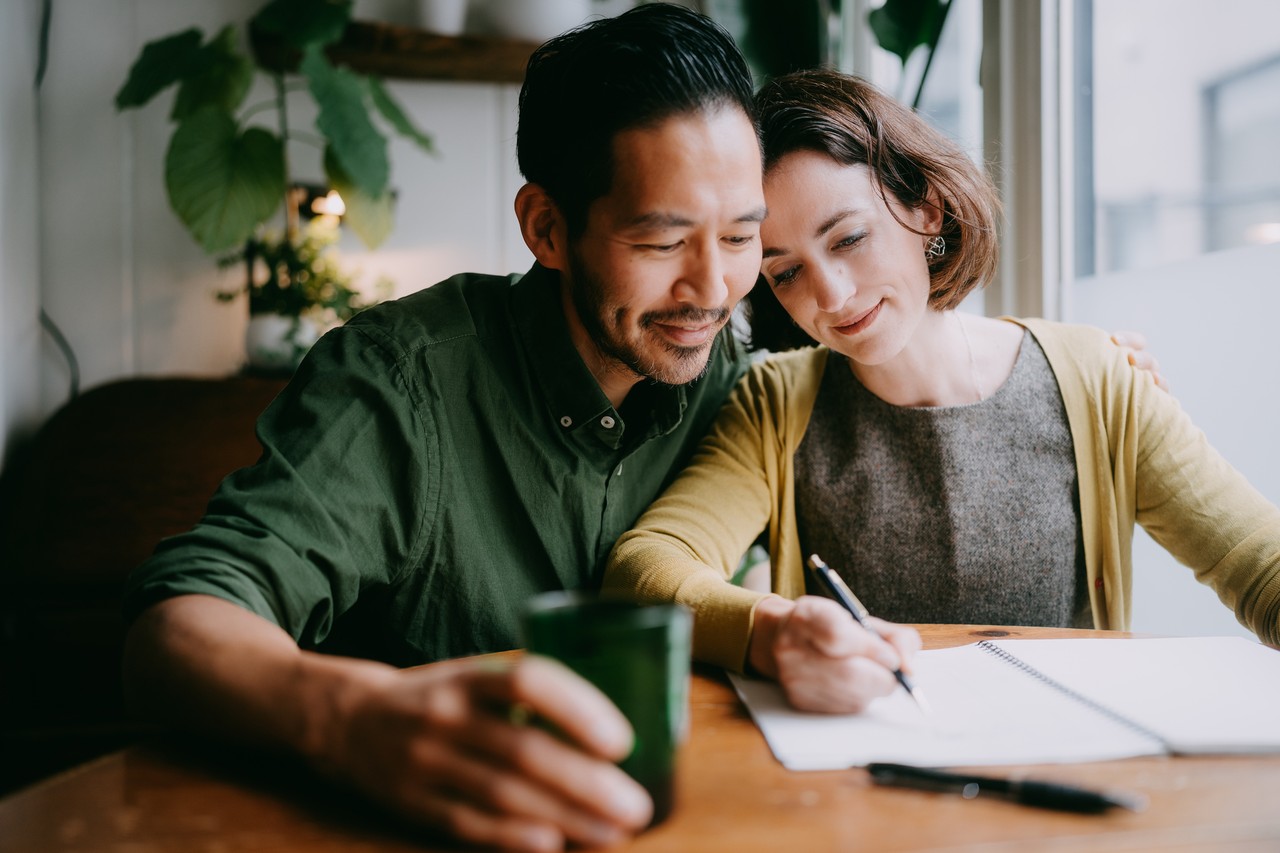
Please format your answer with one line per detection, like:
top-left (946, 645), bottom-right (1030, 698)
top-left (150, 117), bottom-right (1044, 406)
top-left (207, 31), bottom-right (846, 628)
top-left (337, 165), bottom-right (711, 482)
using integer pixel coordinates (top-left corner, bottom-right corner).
top-left (603, 70), bottom-right (1280, 714)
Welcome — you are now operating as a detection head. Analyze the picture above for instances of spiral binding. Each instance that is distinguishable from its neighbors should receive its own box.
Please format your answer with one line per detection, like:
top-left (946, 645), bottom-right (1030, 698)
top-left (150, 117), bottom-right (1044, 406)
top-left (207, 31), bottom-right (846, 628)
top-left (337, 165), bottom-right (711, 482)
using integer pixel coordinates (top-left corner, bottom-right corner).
top-left (977, 641), bottom-right (1169, 749)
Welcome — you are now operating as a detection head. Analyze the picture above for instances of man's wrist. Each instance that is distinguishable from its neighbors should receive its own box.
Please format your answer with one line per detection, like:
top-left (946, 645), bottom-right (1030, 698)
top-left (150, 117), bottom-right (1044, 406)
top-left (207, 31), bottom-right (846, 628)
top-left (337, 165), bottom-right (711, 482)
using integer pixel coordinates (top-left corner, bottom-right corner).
top-left (292, 652), bottom-right (396, 774)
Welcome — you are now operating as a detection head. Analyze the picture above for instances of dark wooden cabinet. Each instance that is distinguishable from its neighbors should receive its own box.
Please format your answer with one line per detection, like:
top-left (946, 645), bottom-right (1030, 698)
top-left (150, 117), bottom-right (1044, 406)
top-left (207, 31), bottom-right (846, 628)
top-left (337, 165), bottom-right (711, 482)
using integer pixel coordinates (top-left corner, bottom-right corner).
top-left (0, 376), bottom-right (286, 794)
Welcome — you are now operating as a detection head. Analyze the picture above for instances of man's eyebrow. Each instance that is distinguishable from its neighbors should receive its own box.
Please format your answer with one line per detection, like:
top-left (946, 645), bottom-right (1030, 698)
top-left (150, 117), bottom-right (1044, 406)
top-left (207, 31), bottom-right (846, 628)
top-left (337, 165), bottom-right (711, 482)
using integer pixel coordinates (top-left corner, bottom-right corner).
top-left (625, 212), bottom-right (694, 229)
top-left (625, 205), bottom-right (769, 230)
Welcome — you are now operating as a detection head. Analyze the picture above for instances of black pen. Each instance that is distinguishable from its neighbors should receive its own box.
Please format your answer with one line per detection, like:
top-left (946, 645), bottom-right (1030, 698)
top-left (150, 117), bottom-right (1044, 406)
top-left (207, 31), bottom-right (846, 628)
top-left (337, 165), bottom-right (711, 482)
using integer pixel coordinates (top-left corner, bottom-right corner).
top-left (866, 763), bottom-right (1148, 814)
top-left (807, 554), bottom-right (930, 715)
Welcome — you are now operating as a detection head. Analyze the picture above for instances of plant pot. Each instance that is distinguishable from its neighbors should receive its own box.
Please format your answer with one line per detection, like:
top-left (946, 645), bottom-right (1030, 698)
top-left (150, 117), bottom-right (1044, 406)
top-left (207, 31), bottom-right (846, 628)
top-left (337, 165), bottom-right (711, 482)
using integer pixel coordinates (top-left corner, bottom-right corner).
top-left (245, 313), bottom-right (321, 373)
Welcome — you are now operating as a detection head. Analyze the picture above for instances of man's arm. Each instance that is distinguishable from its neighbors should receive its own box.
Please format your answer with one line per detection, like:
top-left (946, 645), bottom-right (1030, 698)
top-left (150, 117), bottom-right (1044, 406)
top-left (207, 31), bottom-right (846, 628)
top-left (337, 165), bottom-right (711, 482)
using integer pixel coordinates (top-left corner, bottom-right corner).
top-left (123, 595), bottom-right (653, 852)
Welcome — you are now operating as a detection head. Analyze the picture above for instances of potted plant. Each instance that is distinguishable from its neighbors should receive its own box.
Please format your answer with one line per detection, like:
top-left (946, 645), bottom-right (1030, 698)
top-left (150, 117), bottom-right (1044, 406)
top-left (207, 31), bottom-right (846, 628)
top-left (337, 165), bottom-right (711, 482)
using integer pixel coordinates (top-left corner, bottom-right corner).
top-left (114, 0), bottom-right (432, 371)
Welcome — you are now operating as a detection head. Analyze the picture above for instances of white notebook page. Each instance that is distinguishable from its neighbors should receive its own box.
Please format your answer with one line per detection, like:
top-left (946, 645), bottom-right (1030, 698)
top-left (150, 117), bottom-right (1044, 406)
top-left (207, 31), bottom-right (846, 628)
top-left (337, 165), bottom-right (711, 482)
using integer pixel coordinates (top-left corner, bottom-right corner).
top-left (983, 637), bottom-right (1280, 754)
top-left (730, 636), bottom-right (1280, 770)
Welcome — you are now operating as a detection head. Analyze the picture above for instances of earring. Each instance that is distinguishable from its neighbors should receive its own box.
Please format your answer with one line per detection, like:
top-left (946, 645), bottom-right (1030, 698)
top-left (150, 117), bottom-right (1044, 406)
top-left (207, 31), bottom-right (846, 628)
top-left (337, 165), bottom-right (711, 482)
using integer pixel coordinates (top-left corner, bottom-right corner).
top-left (925, 235), bottom-right (946, 259)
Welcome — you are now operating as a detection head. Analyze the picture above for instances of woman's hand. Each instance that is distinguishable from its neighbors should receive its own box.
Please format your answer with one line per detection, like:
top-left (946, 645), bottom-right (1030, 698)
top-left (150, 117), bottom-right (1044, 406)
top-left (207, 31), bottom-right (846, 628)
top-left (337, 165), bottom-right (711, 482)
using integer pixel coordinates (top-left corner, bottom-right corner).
top-left (747, 595), bottom-right (921, 713)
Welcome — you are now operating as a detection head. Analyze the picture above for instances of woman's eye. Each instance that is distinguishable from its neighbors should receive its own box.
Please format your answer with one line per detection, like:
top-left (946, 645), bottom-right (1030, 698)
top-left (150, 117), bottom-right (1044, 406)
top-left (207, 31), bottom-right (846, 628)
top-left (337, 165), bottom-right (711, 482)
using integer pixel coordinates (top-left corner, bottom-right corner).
top-left (834, 232), bottom-right (867, 250)
top-left (771, 266), bottom-right (800, 286)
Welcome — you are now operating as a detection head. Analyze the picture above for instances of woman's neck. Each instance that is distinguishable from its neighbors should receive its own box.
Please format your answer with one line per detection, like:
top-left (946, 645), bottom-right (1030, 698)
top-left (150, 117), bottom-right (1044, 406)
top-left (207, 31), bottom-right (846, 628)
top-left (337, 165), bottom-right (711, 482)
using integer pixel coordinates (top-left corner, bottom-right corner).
top-left (849, 311), bottom-right (1020, 408)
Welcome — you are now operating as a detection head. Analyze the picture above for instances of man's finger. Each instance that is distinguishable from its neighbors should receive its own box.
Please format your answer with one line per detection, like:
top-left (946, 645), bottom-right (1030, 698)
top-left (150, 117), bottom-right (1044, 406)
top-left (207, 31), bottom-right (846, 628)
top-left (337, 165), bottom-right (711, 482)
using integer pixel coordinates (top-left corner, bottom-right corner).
top-left (1110, 330), bottom-right (1148, 350)
top-left (407, 790), bottom-right (566, 853)
top-left (470, 655), bottom-right (635, 761)
top-left (447, 704), bottom-right (652, 830)
top-left (403, 734), bottom-right (637, 848)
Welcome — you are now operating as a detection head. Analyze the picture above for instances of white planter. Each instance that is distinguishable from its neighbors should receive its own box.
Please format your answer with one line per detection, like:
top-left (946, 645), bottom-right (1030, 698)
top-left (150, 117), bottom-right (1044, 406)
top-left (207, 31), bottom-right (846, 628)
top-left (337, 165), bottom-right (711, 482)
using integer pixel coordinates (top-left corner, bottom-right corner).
top-left (418, 0), bottom-right (469, 35)
top-left (245, 314), bottom-right (322, 373)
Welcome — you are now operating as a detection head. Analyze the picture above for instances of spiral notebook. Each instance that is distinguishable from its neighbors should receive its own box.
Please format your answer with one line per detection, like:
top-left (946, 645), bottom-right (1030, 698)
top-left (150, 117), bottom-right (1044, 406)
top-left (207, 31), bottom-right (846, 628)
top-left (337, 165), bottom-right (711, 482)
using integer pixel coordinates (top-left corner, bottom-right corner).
top-left (729, 636), bottom-right (1280, 770)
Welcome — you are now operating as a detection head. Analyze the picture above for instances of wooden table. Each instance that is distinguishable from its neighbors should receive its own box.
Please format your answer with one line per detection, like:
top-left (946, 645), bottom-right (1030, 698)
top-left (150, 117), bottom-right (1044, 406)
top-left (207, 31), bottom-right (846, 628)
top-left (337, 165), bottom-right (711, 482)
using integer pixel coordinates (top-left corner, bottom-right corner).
top-left (3, 625), bottom-right (1278, 852)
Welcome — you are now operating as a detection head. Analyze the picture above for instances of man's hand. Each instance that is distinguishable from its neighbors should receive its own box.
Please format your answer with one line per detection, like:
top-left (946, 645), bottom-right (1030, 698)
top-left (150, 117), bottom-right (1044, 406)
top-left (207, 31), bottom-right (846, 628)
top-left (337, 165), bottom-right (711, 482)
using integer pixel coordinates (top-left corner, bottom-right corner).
top-left (123, 597), bottom-right (649, 853)
top-left (1111, 331), bottom-right (1169, 392)
top-left (747, 595), bottom-right (921, 713)
top-left (319, 654), bottom-right (652, 852)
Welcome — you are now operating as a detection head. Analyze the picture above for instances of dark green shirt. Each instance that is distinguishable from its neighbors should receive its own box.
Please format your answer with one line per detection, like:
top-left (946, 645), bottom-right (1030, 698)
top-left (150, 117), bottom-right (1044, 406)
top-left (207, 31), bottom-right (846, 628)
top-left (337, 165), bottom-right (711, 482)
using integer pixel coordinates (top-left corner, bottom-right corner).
top-left (123, 265), bottom-right (748, 664)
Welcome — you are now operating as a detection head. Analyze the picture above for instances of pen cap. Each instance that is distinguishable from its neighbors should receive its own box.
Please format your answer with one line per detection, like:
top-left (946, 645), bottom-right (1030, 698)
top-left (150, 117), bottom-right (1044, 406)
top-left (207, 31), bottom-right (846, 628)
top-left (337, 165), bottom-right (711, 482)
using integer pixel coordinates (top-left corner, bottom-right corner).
top-left (1012, 780), bottom-right (1121, 814)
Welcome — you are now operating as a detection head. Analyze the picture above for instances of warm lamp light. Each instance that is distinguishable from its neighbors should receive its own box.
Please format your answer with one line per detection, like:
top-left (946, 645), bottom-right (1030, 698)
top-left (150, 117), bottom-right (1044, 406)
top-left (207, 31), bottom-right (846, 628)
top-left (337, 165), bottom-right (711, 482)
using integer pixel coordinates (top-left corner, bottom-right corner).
top-left (311, 190), bottom-right (346, 218)
top-left (291, 183), bottom-right (345, 223)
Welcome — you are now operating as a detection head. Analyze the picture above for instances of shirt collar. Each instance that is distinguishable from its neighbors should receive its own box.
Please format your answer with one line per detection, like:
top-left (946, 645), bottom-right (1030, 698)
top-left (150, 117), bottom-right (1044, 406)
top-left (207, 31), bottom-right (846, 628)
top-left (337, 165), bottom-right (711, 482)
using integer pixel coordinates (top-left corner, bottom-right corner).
top-left (510, 263), bottom-right (688, 450)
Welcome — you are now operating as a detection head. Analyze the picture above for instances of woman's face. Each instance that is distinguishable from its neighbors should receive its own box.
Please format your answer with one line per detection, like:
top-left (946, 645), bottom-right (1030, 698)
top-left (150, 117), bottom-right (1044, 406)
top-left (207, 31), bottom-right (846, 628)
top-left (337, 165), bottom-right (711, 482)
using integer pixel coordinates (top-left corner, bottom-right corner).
top-left (760, 150), bottom-right (941, 366)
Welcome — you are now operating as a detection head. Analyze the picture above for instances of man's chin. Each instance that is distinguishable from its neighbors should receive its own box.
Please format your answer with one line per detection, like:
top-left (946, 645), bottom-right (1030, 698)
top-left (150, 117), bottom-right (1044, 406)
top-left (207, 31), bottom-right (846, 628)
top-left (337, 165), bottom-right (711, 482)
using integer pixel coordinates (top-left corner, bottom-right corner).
top-left (637, 342), bottom-right (716, 387)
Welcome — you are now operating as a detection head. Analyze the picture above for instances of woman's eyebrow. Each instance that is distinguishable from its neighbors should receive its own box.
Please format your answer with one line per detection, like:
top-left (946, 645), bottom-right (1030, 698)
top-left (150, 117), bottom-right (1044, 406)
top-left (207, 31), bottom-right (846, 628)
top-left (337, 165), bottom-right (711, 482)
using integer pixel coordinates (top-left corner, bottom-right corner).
top-left (762, 208), bottom-right (864, 260)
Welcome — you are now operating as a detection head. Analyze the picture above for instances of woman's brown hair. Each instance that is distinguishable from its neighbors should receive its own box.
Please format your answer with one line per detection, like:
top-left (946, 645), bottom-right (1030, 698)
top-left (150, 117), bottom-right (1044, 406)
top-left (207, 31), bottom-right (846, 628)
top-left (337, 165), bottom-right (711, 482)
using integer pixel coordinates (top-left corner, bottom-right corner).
top-left (748, 70), bottom-right (1001, 351)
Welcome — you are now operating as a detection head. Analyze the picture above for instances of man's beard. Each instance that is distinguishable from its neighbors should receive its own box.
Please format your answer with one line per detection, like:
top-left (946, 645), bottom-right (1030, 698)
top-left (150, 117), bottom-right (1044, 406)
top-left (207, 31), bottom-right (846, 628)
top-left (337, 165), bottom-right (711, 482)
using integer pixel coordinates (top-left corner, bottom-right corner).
top-left (567, 250), bottom-right (728, 387)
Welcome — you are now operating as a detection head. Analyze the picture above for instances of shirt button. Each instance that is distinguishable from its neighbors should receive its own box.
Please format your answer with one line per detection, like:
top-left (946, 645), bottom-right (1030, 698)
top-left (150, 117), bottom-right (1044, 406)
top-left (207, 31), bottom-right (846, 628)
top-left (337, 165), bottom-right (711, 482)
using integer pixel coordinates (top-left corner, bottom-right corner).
top-left (559, 416), bottom-right (573, 428)
top-left (600, 416), bottom-right (616, 429)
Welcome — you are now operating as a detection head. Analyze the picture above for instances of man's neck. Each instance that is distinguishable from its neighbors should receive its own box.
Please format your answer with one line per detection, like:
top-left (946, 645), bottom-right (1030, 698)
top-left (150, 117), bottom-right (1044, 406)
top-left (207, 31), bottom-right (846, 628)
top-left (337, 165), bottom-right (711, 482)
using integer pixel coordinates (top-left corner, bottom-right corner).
top-left (559, 283), bottom-right (642, 410)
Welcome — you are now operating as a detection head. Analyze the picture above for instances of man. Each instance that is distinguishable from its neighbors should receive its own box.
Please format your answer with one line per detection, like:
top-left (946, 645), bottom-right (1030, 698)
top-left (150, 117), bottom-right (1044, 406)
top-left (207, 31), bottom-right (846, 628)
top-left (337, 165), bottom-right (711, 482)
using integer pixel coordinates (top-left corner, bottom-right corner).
top-left (122, 5), bottom-right (763, 852)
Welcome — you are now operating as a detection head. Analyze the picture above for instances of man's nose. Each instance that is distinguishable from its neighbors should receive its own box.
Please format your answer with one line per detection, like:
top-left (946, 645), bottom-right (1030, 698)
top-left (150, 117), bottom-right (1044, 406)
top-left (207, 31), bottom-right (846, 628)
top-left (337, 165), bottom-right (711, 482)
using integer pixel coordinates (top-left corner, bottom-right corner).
top-left (673, 244), bottom-right (730, 308)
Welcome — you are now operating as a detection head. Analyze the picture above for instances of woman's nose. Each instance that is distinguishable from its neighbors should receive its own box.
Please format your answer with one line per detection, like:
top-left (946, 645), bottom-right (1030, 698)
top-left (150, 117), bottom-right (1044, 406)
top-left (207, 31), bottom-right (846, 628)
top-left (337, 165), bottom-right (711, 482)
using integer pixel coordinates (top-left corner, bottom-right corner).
top-left (811, 263), bottom-right (853, 314)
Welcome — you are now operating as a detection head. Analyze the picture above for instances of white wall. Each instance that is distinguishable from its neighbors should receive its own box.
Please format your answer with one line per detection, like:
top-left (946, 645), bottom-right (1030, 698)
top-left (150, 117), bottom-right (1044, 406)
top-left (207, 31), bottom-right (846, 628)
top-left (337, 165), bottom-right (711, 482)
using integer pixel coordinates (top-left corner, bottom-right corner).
top-left (0, 0), bottom-right (43, 467)
top-left (36, 0), bottom-right (533, 419)
top-left (1070, 243), bottom-right (1280, 640)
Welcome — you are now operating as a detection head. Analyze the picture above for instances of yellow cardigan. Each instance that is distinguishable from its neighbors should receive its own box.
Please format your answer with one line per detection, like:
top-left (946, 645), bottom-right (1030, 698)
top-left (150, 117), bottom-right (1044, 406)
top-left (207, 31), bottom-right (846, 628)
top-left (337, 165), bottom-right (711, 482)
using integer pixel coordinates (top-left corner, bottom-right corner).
top-left (604, 319), bottom-right (1280, 670)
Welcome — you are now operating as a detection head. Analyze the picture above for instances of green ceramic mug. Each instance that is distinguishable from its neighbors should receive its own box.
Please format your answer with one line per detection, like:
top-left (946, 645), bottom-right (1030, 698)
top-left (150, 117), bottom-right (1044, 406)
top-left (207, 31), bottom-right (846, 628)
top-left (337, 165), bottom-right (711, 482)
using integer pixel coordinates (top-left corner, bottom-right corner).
top-left (521, 592), bottom-right (692, 826)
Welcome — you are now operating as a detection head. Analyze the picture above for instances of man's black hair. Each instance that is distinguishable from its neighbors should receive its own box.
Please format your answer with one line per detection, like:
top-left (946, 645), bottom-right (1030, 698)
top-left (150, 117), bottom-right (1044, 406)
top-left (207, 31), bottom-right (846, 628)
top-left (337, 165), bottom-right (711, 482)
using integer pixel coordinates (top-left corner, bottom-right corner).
top-left (516, 3), bottom-right (757, 238)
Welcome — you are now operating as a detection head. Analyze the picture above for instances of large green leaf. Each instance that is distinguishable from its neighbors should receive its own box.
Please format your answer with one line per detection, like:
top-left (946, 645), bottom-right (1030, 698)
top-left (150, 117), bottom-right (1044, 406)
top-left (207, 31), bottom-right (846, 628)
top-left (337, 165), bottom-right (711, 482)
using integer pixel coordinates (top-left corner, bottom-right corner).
top-left (115, 28), bottom-right (203, 109)
top-left (172, 26), bottom-right (255, 121)
top-left (303, 45), bottom-right (388, 199)
top-left (325, 148), bottom-right (393, 249)
top-left (868, 0), bottom-right (949, 66)
top-left (252, 0), bottom-right (353, 49)
top-left (165, 108), bottom-right (285, 253)
top-left (368, 78), bottom-right (434, 155)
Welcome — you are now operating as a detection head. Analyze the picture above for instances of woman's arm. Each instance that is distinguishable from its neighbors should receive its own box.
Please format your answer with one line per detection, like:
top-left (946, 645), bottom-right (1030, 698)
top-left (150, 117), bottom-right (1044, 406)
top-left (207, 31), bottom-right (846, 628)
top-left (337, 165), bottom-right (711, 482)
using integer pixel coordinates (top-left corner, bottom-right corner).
top-left (1128, 359), bottom-right (1280, 644)
top-left (604, 364), bottom-right (780, 671)
top-left (604, 354), bottom-right (921, 711)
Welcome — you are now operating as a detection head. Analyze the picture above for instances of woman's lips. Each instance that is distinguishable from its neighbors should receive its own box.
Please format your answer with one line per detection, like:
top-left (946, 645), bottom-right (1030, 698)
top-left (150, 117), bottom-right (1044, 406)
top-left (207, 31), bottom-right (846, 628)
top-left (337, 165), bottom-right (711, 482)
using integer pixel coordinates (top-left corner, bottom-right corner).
top-left (833, 300), bottom-right (882, 335)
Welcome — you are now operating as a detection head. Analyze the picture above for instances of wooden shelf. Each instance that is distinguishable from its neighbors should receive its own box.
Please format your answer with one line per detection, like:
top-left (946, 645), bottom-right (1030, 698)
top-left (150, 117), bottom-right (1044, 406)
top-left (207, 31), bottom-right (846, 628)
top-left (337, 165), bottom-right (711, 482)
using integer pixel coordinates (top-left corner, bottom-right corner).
top-left (253, 20), bottom-right (539, 84)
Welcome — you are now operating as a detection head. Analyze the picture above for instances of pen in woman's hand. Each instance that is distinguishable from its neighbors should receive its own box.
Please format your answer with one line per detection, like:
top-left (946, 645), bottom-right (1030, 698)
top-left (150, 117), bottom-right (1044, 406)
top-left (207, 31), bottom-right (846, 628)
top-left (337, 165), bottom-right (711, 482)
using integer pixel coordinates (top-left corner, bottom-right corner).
top-left (807, 554), bottom-right (931, 715)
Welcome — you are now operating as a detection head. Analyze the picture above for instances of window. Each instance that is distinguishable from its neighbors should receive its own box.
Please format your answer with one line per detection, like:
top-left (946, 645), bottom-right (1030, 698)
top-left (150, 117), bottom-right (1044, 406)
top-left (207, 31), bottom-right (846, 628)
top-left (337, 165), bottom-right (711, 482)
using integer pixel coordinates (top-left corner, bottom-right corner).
top-left (1077, 0), bottom-right (1280, 277)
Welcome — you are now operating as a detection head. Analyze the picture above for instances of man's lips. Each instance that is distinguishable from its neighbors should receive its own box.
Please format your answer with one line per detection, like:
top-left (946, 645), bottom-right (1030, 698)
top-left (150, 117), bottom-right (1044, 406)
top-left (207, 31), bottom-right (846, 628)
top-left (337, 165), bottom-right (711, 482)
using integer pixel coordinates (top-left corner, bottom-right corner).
top-left (652, 320), bottom-right (720, 347)
top-left (832, 300), bottom-right (883, 335)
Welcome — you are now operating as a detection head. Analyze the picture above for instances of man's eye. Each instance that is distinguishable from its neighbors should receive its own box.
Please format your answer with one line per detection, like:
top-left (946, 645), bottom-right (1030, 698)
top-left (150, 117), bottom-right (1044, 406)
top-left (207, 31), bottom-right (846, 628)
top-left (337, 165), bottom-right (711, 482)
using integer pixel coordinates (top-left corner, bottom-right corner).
top-left (724, 235), bottom-right (756, 247)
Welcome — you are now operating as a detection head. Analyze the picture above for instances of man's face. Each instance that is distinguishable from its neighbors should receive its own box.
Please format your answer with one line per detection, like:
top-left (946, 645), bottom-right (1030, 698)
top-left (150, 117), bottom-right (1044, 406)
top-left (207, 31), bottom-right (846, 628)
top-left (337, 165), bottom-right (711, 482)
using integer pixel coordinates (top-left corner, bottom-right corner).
top-left (562, 106), bottom-right (766, 390)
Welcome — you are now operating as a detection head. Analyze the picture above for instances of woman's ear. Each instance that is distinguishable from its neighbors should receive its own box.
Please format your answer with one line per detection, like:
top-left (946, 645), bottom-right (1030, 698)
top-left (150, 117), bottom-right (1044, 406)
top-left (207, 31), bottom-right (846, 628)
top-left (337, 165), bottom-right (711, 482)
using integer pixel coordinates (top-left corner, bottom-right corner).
top-left (514, 183), bottom-right (570, 272)
top-left (919, 188), bottom-right (945, 237)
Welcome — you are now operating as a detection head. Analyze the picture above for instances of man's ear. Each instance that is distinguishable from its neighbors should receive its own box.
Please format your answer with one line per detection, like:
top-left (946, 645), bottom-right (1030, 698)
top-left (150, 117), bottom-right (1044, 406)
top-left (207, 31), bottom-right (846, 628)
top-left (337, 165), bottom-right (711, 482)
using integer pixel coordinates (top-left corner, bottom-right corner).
top-left (515, 183), bottom-right (570, 272)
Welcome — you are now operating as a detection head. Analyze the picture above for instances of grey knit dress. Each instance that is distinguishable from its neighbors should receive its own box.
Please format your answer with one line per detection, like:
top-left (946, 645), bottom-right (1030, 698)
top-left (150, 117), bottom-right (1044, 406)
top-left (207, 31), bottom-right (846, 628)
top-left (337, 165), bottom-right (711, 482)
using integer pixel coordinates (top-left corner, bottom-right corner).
top-left (794, 332), bottom-right (1092, 628)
